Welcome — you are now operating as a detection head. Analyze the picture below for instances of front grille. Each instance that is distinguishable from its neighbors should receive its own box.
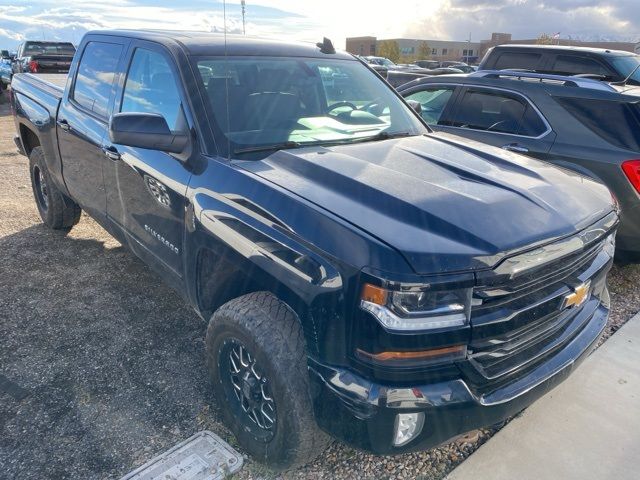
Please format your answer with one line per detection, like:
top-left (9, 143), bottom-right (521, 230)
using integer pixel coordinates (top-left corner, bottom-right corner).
top-left (467, 232), bottom-right (611, 383)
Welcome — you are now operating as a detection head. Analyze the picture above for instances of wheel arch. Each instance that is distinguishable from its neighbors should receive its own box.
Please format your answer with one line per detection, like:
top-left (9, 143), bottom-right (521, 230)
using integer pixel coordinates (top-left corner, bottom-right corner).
top-left (19, 123), bottom-right (40, 156)
top-left (194, 244), bottom-right (319, 351)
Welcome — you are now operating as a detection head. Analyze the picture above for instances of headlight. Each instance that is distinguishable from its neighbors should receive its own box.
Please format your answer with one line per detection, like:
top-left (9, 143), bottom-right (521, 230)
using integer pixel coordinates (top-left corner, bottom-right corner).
top-left (360, 283), bottom-right (473, 331)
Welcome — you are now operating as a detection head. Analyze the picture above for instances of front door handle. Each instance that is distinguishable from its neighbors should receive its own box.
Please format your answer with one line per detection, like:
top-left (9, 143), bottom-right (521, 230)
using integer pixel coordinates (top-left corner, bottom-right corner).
top-left (57, 119), bottom-right (71, 132)
top-left (502, 143), bottom-right (529, 153)
top-left (102, 146), bottom-right (121, 161)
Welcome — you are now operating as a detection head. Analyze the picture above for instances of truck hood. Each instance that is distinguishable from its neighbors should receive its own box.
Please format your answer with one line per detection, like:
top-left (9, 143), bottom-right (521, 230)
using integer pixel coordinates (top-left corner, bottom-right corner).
top-left (239, 133), bottom-right (614, 274)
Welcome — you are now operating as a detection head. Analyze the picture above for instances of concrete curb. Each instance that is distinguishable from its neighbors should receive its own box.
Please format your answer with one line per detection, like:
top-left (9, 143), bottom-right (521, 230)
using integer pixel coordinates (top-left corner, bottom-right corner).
top-left (447, 312), bottom-right (640, 480)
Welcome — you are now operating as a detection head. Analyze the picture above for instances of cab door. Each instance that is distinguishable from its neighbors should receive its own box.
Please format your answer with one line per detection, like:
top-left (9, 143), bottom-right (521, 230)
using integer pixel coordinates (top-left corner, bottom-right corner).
top-left (103, 40), bottom-right (193, 279)
top-left (57, 37), bottom-right (128, 218)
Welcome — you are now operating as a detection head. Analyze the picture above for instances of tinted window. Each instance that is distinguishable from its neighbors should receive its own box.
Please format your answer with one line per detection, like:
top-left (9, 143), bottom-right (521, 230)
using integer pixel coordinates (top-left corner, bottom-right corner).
top-left (405, 87), bottom-right (454, 124)
top-left (551, 55), bottom-right (611, 78)
top-left (494, 52), bottom-right (542, 70)
top-left (556, 97), bottom-right (640, 151)
top-left (73, 42), bottom-right (122, 118)
top-left (24, 41), bottom-right (76, 56)
top-left (121, 48), bottom-right (182, 130)
top-left (450, 90), bottom-right (547, 136)
top-left (610, 55), bottom-right (640, 85)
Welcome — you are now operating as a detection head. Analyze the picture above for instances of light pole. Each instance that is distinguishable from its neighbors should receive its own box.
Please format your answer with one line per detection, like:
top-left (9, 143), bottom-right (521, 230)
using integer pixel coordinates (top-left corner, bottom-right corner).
top-left (241, 1), bottom-right (246, 35)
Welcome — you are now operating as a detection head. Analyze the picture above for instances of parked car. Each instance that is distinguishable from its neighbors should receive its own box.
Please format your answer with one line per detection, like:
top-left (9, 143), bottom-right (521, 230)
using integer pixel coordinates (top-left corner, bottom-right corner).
top-left (12, 40), bottom-right (76, 74)
top-left (12, 30), bottom-right (618, 469)
top-left (0, 58), bottom-right (12, 90)
top-left (429, 67), bottom-right (465, 75)
top-left (479, 44), bottom-right (640, 88)
top-left (355, 55), bottom-right (388, 77)
top-left (364, 55), bottom-right (431, 74)
top-left (398, 70), bottom-right (639, 259)
top-left (447, 64), bottom-right (476, 73)
top-left (386, 69), bottom-right (429, 87)
top-left (415, 59), bottom-right (440, 69)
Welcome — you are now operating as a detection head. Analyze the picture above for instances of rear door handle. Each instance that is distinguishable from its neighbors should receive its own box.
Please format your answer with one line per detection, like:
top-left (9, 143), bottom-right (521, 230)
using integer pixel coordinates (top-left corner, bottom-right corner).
top-left (102, 146), bottom-right (121, 161)
top-left (502, 143), bottom-right (529, 153)
top-left (57, 119), bottom-right (71, 132)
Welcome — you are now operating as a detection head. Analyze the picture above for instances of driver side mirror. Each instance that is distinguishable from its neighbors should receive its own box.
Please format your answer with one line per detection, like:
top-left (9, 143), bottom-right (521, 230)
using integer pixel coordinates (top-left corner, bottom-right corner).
top-left (407, 100), bottom-right (422, 114)
top-left (109, 113), bottom-right (189, 154)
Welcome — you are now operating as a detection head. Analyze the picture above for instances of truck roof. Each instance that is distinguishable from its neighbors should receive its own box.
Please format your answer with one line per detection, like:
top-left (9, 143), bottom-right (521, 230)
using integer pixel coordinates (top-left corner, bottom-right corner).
top-left (87, 29), bottom-right (354, 59)
top-left (492, 44), bottom-right (636, 57)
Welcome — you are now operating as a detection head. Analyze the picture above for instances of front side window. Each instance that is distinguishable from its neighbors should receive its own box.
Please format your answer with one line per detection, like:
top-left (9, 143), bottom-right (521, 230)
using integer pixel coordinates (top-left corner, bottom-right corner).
top-left (404, 87), bottom-right (455, 125)
top-left (450, 89), bottom-right (547, 136)
top-left (121, 48), bottom-right (182, 130)
top-left (196, 56), bottom-right (426, 157)
top-left (73, 41), bottom-right (122, 118)
top-left (611, 55), bottom-right (640, 85)
top-left (551, 55), bottom-right (611, 78)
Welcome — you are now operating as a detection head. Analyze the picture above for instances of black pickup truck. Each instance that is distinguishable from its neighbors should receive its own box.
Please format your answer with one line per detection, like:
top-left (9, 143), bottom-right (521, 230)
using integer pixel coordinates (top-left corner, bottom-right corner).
top-left (12, 40), bottom-right (76, 74)
top-left (11, 30), bottom-right (618, 470)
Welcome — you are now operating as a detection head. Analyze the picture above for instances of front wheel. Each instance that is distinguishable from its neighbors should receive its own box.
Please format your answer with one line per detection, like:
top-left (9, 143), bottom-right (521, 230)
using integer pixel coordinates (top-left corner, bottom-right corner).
top-left (205, 292), bottom-right (330, 470)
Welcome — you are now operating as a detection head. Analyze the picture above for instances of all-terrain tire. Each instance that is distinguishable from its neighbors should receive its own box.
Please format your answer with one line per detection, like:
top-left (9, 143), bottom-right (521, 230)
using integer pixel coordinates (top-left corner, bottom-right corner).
top-left (205, 292), bottom-right (330, 471)
top-left (29, 146), bottom-right (81, 231)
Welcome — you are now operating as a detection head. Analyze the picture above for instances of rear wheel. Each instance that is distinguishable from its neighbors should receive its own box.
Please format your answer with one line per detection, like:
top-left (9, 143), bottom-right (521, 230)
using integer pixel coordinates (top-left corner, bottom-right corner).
top-left (205, 292), bottom-right (330, 470)
top-left (29, 147), bottom-right (81, 231)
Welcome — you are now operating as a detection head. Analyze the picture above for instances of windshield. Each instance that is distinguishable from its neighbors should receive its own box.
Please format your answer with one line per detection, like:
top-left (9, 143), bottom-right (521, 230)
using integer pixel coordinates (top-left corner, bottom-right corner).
top-left (24, 42), bottom-right (76, 56)
top-left (611, 55), bottom-right (640, 85)
top-left (196, 56), bottom-right (426, 157)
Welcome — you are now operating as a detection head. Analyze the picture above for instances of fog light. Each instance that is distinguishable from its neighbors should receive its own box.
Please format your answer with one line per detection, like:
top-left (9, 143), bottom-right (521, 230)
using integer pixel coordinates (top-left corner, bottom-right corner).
top-left (393, 412), bottom-right (425, 447)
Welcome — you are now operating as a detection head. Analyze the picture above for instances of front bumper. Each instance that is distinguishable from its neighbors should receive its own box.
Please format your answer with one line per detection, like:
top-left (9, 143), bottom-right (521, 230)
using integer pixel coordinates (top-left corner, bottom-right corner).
top-left (309, 302), bottom-right (608, 454)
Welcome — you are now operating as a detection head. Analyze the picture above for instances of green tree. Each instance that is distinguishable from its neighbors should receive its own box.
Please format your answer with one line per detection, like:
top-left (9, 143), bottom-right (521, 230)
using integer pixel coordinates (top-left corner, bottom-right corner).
top-left (377, 40), bottom-right (400, 63)
top-left (417, 41), bottom-right (430, 59)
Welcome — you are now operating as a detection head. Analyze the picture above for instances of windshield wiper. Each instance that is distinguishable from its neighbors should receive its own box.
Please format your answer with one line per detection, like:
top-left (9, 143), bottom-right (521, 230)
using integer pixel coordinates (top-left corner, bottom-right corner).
top-left (349, 130), bottom-right (415, 144)
top-left (234, 141), bottom-right (301, 155)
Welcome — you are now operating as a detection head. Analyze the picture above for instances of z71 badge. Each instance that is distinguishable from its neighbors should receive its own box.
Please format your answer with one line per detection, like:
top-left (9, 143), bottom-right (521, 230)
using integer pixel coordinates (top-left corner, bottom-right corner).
top-left (144, 175), bottom-right (171, 208)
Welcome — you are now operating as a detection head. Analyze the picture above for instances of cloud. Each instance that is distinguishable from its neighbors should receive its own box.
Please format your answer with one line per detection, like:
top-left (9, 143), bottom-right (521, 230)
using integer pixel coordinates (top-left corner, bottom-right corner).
top-left (0, 1), bottom-right (638, 51)
top-left (0, 1), bottom-right (308, 48)
top-left (405, 0), bottom-right (640, 42)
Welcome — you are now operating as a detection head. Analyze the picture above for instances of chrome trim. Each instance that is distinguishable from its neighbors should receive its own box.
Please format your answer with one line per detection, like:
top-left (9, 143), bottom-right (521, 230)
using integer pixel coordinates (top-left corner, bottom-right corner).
top-left (472, 70), bottom-right (618, 92)
top-left (491, 211), bottom-right (617, 279)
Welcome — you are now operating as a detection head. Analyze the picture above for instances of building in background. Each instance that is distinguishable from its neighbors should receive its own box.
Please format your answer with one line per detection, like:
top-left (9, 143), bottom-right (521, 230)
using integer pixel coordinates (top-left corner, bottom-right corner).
top-left (345, 35), bottom-right (481, 63)
top-left (345, 36), bottom-right (378, 57)
top-left (346, 32), bottom-right (638, 64)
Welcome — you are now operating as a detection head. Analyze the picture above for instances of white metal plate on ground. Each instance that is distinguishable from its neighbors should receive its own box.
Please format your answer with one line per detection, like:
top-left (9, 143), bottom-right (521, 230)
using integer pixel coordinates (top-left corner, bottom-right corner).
top-left (120, 431), bottom-right (243, 480)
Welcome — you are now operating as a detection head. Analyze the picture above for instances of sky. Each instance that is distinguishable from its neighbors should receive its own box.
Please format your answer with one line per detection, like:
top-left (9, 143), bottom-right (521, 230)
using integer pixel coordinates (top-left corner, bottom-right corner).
top-left (0, 0), bottom-right (638, 51)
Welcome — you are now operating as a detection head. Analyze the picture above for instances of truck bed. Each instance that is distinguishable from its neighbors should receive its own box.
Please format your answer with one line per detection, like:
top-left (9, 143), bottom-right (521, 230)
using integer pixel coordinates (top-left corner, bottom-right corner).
top-left (16, 73), bottom-right (67, 98)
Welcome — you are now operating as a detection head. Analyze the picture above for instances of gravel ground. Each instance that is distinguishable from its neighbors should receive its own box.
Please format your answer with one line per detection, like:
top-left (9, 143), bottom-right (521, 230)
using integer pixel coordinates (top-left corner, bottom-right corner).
top-left (0, 92), bottom-right (639, 480)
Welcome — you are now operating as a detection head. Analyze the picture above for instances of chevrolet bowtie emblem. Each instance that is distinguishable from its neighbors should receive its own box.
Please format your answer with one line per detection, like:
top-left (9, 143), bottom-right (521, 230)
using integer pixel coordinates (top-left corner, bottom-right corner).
top-left (563, 281), bottom-right (591, 309)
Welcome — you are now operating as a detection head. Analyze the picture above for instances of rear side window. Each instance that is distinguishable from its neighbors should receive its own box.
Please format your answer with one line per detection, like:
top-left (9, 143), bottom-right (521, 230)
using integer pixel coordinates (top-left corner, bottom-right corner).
top-left (494, 52), bottom-right (542, 71)
top-left (450, 89), bottom-right (547, 136)
top-left (556, 97), bottom-right (640, 151)
top-left (551, 55), bottom-right (611, 78)
top-left (404, 87), bottom-right (455, 124)
top-left (73, 41), bottom-right (122, 118)
top-left (121, 48), bottom-right (182, 130)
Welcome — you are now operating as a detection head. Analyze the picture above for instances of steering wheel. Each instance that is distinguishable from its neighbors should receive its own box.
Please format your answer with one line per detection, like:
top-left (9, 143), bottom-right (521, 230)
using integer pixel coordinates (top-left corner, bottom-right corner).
top-left (327, 102), bottom-right (358, 114)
